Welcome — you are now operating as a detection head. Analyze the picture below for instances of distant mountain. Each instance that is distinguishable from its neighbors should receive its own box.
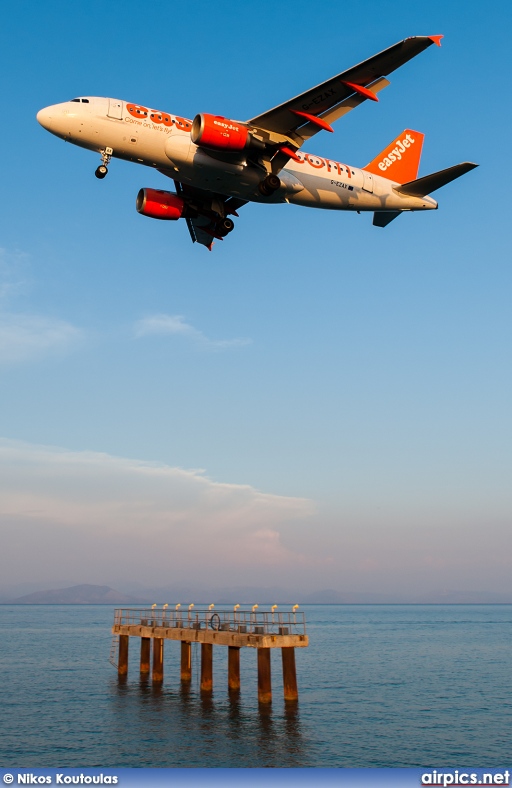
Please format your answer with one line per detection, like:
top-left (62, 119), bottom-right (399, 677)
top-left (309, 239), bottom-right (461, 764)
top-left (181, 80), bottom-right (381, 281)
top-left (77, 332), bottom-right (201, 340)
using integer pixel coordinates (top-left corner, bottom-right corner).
top-left (110, 582), bottom-right (512, 605)
top-left (7, 584), bottom-right (139, 604)
top-left (3, 582), bottom-right (511, 605)
top-left (114, 583), bottom-right (316, 605)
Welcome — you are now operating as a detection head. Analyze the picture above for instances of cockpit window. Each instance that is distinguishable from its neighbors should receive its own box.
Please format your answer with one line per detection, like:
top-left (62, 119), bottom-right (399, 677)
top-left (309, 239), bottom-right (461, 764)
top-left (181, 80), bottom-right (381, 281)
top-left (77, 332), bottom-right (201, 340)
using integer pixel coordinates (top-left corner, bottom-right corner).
top-left (81, 98), bottom-right (89, 103)
top-left (71, 98), bottom-right (80, 102)
top-left (70, 98), bottom-right (90, 103)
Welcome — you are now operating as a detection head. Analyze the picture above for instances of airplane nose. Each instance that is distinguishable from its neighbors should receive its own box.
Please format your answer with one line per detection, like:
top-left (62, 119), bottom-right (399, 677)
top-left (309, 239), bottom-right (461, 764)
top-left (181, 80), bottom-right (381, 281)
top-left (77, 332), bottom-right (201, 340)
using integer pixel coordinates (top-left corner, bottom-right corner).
top-left (36, 106), bottom-right (53, 130)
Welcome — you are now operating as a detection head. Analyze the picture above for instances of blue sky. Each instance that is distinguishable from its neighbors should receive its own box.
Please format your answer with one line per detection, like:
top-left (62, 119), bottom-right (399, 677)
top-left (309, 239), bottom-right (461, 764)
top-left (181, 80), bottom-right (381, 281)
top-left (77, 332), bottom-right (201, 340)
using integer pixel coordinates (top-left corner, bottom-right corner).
top-left (0, 0), bottom-right (510, 597)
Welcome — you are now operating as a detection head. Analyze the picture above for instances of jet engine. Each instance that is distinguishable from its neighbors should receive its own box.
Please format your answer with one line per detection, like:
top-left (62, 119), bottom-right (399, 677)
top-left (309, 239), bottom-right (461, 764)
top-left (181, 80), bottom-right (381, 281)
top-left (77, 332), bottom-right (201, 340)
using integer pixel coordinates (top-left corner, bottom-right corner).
top-left (191, 113), bottom-right (265, 151)
top-left (136, 188), bottom-right (185, 220)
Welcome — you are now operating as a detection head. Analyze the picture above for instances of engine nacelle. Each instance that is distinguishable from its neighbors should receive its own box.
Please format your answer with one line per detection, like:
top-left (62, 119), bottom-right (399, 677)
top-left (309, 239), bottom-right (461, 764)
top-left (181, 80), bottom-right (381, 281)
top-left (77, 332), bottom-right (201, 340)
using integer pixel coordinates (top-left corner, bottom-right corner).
top-left (136, 188), bottom-right (185, 220)
top-left (191, 113), bottom-right (263, 151)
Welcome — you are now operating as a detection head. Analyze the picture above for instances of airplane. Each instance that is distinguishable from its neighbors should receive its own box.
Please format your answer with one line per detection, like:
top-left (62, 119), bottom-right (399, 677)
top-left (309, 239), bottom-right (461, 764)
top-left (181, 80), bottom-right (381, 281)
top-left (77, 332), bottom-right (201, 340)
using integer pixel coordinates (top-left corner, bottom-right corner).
top-left (37, 35), bottom-right (477, 250)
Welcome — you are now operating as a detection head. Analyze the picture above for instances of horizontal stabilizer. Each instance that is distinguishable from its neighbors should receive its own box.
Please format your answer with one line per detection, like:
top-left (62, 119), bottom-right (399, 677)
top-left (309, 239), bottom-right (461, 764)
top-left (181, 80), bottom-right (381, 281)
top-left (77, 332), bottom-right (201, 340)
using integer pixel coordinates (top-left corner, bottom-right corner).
top-left (395, 162), bottom-right (478, 197)
top-left (373, 211), bottom-right (402, 227)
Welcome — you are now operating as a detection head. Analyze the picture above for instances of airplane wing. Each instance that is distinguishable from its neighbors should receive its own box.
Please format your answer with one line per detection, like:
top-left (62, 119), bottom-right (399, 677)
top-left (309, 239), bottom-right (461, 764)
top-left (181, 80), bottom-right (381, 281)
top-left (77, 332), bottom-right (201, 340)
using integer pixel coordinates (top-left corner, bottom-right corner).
top-left (157, 170), bottom-right (246, 248)
top-left (174, 180), bottom-right (247, 250)
top-left (249, 36), bottom-right (442, 145)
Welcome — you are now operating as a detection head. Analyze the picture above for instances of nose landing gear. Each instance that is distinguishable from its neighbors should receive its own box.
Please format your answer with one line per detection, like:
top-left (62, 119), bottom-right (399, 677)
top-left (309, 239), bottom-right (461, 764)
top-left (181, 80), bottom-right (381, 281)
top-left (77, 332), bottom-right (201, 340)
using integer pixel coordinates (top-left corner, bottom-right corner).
top-left (95, 147), bottom-right (113, 179)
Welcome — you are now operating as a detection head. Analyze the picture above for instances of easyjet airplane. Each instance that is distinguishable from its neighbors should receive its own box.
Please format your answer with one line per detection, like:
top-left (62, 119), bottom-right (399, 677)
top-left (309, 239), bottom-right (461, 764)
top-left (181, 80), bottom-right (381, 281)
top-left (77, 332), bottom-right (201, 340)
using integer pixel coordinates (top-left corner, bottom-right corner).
top-left (37, 36), bottom-right (477, 250)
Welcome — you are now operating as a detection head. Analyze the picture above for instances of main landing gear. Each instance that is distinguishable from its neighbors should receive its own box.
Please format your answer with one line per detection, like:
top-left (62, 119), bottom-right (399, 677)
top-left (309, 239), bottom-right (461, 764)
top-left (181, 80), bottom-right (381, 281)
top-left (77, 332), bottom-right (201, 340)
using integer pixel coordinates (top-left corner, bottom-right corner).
top-left (95, 147), bottom-right (113, 179)
top-left (216, 217), bottom-right (235, 237)
top-left (258, 173), bottom-right (281, 197)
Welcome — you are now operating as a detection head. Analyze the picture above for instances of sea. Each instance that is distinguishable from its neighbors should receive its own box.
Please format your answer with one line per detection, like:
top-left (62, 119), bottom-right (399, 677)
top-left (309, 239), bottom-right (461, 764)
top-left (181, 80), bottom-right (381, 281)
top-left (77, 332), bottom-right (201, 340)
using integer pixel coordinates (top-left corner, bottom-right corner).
top-left (1, 605), bottom-right (511, 768)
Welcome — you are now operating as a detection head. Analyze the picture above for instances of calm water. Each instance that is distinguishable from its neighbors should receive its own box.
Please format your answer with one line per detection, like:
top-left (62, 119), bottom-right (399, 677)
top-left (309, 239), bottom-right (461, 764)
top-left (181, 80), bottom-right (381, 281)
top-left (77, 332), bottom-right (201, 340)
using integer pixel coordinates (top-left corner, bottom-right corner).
top-left (1, 605), bottom-right (511, 768)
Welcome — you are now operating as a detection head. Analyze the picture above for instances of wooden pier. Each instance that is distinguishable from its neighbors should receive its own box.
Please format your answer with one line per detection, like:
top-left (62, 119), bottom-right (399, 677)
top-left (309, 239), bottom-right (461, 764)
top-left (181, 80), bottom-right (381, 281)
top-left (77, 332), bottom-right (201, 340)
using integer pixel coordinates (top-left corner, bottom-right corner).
top-left (111, 605), bottom-right (308, 703)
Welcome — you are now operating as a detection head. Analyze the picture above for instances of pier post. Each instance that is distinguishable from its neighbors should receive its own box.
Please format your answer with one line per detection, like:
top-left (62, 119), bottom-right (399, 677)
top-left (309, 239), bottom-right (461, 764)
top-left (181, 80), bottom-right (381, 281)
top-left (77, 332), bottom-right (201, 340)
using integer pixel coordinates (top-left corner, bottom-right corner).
top-left (152, 637), bottom-right (164, 682)
top-left (228, 646), bottom-right (240, 691)
top-left (281, 647), bottom-right (298, 701)
top-left (200, 643), bottom-right (213, 692)
top-left (140, 637), bottom-right (151, 674)
top-left (118, 635), bottom-right (129, 677)
top-left (257, 648), bottom-right (272, 703)
top-left (180, 641), bottom-right (192, 682)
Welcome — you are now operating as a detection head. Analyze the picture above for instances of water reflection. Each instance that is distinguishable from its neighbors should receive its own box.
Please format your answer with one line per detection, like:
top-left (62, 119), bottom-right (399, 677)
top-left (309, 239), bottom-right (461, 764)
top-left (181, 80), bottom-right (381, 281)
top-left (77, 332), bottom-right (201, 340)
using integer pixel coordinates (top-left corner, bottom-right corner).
top-left (227, 688), bottom-right (241, 714)
top-left (199, 691), bottom-right (214, 716)
top-left (110, 674), bottom-right (311, 766)
top-left (283, 701), bottom-right (304, 758)
top-left (179, 680), bottom-right (192, 705)
top-left (284, 699), bottom-right (299, 722)
top-left (149, 681), bottom-right (164, 700)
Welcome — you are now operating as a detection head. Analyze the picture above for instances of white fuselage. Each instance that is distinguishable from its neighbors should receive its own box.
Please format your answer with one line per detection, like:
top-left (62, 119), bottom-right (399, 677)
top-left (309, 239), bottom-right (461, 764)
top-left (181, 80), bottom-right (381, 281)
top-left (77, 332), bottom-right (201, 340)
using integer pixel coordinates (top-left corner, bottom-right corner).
top-left (36, 97), bottom-right (437, 214)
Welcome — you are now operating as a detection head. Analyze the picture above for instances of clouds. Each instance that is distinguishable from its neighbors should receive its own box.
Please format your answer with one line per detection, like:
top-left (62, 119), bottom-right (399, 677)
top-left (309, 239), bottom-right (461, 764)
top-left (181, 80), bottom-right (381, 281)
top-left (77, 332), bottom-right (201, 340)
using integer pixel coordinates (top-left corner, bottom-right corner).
top-left (134, 313), bottom-right (251, 350)
top-left (0, 313), bottom-right (83, 363)
top-left (0, 308), bottom-right (248, 365)
top-left (0, 249), bottom-right (83, 363)
top-left (0, 247), bottom-right (30, 301)
top-left (1, 437), bottom-right (511, 599)
top-left (0, 247), bottom-right (249, 363)
top-left (0, 439), bottom-right (314, 587)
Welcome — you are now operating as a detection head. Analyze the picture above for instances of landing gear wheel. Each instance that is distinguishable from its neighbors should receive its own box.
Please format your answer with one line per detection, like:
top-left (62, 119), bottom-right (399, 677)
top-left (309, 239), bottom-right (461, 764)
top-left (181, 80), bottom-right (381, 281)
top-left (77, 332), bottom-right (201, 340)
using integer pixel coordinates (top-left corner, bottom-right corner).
top-left (95, 165), bottom-right (108, 179)
top-left (258, 174), bottom-right (281, 197)
top-left (216, 217), bottom-right (235, 237)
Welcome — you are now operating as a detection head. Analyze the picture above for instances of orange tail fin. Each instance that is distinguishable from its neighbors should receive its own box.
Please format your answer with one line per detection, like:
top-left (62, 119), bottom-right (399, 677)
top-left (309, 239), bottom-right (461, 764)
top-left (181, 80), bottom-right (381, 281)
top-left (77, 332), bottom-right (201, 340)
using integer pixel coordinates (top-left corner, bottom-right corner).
top-left (363, 129), bottom-right (425, 184)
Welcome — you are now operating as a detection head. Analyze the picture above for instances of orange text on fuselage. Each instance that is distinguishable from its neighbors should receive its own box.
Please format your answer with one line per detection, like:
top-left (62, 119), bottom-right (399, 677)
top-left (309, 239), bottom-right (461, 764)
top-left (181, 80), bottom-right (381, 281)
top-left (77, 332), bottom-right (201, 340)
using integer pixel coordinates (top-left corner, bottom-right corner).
top-left (126, 104), bottom-right (351, 177)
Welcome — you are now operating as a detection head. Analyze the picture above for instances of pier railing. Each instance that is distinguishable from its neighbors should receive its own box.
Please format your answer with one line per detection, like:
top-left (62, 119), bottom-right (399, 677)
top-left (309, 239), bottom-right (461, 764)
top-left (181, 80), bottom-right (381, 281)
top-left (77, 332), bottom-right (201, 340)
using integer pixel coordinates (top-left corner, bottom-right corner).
top-left (113, 607), bottom-right (306, 637)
